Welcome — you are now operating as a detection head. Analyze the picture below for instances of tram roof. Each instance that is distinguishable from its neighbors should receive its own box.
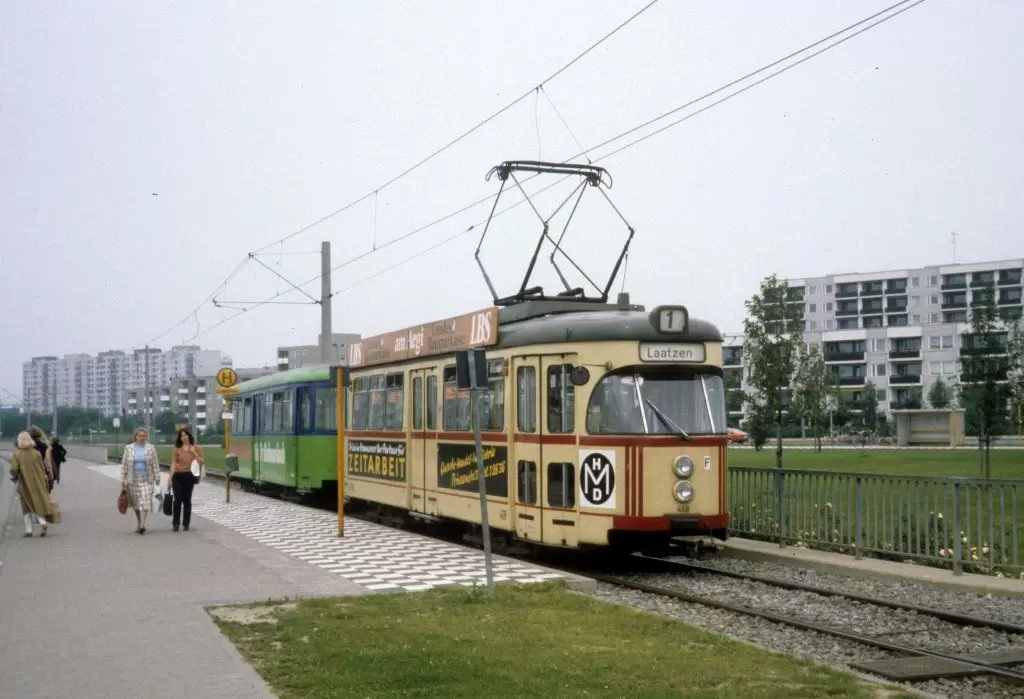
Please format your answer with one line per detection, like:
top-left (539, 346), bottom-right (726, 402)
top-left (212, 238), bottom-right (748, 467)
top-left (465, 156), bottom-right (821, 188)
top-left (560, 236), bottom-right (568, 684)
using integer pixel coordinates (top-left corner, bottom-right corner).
top-left (233, 365), bottom-right (331, 393)
top-left (494, 305), bottom-right (722, 348)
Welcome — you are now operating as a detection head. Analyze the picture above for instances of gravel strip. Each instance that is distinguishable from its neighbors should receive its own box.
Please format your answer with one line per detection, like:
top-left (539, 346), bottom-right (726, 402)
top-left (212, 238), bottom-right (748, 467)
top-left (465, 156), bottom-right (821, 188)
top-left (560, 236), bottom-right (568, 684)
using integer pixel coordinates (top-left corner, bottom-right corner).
top-left (675, 554), bottom-right (1024, 625)
top-left (585, 573), bottom-right (1024, 699)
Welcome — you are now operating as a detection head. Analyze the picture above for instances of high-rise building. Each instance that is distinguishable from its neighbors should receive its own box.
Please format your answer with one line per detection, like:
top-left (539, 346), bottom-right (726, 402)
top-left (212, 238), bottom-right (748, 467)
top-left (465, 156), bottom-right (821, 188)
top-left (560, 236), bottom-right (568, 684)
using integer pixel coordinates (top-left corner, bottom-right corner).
top-left (22, 345), bottom-right (233, 417)
top-left (725, 258), bottom-right (1023, 420)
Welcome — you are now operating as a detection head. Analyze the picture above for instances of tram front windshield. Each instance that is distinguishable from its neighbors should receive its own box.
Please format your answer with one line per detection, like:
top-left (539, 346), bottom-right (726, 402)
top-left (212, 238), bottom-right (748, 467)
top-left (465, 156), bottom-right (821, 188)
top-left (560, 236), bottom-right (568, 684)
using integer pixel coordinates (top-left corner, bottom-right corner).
top-left (586, 368), bottom-right (727, 436)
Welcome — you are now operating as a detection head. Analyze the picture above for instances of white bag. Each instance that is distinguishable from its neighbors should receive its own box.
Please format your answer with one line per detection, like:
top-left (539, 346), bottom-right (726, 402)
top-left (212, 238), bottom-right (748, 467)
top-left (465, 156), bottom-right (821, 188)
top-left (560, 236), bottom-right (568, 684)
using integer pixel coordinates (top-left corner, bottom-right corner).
top-left (152, 487), bottom-right (163, 511)
top-left (190, 459), bottom-right (203, 481)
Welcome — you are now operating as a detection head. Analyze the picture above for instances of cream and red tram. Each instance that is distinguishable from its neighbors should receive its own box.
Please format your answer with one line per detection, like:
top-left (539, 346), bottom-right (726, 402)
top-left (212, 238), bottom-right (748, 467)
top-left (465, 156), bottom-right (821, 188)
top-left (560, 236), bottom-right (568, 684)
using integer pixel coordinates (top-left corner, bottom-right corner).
top-left (337, 297), bottom-right (729, 554)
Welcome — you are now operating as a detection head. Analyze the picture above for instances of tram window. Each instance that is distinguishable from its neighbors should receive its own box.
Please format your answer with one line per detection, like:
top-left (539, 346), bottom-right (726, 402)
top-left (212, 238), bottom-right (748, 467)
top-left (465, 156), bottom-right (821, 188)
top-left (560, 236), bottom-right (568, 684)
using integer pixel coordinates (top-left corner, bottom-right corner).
top-left (368, 375), bottom-right (386, 430)
top-left (352, 377), bottom-right (370, 430)
top-left (479, 360), bottom-right (505, 431)
top-left (442, 366), bottom-right (471, 431)
top-left (385, 373), bottom-right (404, 430)
top-left (547, 365), bottom-right (575, 434)
top-left (517, 366), bottom-right (536, 432)
top-left (297, 387), bottom-right (312, 431)
top-left (547, 462), bottom-right (575, 509)
top-left (271, 391), bottom-right (293, 432)
top-left (261, 395), bottom-right (273, 433)
top-left (412, 377), bottom-right (423, 430)
top-left (517, 460), bottom-right (537, 505)
top-left (314, 386), bottom-right (337, 431)
top-left (426, 375), bottom-right (438, 430)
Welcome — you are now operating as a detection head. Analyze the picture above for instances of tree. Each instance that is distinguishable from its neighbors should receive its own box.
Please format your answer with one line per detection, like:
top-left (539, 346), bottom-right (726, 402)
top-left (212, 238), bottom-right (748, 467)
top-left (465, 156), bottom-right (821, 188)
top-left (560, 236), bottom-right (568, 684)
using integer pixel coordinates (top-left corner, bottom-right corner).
top-left (743, 274), bottom-right (803, 468)
top-left (1007, 320), bottom-right (1024, 442)
top-left (927, 376), bottom-right (952, 409)
top-left (155, 410), bottom-right (189, 436)
top-left (957, 284), bottom-right (1011, 478)
top-left (791, 344), bottom-right (836, 451)
top-left (861, 380), bottom-right (880, 434)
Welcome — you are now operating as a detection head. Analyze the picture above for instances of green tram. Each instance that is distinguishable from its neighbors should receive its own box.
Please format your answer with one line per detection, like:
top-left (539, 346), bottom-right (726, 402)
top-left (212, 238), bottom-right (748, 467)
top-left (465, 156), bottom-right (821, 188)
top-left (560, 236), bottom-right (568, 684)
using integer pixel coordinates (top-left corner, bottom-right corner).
top-left (229, 366), bottom-right (339, 498)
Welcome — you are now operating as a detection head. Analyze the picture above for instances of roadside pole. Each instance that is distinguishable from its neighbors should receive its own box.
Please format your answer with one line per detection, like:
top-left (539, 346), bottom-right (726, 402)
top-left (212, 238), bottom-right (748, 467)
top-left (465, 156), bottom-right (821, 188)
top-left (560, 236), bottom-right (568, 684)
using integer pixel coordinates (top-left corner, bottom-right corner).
top-left (216, 368), bottom-right (239, 504)
top-left (457, 348), bottom-right (494, 594)
top-left (335, 366), bottom-right (348, 537)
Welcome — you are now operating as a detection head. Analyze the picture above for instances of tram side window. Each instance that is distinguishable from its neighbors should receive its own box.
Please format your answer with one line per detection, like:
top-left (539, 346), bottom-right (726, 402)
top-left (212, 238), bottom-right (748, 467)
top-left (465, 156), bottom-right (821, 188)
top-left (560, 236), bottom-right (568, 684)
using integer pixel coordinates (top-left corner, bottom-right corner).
top-left (442, 366), bottom-right (471, 431)
top-left (479, 360), bottom-right (505, 431)
top-left (547, 462), bottom-right (575, 509)
top-left (352, 378), bottom-right (370, 430)
top-left (262, 395), bottom-right (274, 433)
top-left (314, 386), bottom-right (337, 431)
top-left (547, 365), bottom-right (575, 434)
top-left (270, 391), bottom-right (293, 433)
top-left (385, 373), bottom-right (404, 431)
top-left (412, 377), bottom-right (423, 430)
top-left (517, 460), bottom-right (537, 505)
top-left (297, 387), bottom-right (312, 431)
top-left (517, 366), bottom-right (536, 432)
top-left (368, 375), bottom-right (386, 430)
top-left (426, 375), bottom-right (438, 430)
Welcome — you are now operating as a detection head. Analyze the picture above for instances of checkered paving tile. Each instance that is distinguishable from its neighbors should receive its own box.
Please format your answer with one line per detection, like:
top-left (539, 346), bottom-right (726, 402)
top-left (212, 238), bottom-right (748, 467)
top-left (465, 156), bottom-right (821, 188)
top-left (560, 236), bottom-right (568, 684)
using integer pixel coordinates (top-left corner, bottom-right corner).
top-left (88, 465), bottom-right (564, 592)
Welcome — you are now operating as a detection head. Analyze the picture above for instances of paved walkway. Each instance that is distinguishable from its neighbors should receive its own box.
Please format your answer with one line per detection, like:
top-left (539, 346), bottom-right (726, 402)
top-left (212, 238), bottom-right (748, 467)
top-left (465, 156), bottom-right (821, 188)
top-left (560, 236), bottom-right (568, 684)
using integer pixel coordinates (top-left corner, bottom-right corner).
top-left (0, 456), bottom-right (372, 698)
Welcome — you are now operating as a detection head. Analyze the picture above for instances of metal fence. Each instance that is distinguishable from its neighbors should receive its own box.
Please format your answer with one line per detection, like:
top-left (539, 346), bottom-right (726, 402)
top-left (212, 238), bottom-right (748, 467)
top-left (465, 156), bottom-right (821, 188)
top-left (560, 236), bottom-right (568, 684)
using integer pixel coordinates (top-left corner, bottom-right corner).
top-left (727, 466), bottom-right (1023, 575)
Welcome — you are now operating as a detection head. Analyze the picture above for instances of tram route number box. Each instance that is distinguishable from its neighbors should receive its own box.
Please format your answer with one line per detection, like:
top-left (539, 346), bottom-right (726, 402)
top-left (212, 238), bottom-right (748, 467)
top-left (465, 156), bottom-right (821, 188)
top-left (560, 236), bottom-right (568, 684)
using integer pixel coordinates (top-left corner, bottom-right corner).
top-left (455, 349), bottom-right (488, 390)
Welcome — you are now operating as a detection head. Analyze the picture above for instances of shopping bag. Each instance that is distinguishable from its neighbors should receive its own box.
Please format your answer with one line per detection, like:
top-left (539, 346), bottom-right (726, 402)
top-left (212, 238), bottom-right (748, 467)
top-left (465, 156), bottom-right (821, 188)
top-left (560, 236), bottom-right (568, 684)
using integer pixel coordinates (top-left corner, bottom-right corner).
top-left (163, 490), bottom-right (173, 516)
top-left (46, 500), bottom-right (62, 524)
top-left (190, 459), bottom-right (204, 483)
top-left (152, 489), bottom-right (163, 513)
top-left (117, 489), bottom-right (129, 515)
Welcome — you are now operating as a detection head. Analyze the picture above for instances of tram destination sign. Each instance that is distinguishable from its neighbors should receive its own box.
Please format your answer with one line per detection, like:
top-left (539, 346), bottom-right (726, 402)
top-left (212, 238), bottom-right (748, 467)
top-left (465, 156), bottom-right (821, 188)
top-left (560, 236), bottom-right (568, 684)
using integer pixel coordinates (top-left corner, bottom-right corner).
top-left (638, 342), bottom-right (706, 363)
top-left (347, 307), bottom-right (499, 369)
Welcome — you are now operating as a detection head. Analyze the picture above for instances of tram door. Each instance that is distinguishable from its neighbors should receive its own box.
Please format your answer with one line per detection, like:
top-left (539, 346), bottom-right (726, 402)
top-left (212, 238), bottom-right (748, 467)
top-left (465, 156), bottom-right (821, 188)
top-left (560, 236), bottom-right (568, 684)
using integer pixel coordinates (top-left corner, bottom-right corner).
top-left (408, 368), bottom-right (433, 514)
top-left (540, 355), bottom-right (580, 548)
top-left (251, 393), bottom-right (264, 484)
top-left (511, 356), bottom-right (542, 543)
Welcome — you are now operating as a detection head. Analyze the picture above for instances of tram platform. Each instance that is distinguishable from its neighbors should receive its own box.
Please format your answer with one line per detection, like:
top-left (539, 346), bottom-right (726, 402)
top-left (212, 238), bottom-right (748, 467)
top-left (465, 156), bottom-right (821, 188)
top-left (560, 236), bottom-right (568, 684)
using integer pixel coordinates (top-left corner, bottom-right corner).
top-left (0, 455), bottom-right (584, 698)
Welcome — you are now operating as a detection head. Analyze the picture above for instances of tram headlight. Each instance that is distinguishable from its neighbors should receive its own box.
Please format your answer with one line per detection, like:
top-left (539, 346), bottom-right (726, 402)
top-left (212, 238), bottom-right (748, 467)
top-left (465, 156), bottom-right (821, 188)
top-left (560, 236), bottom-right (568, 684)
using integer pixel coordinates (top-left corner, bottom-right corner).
top-left (674, 480), bottom-right (694, 504)
top-left (673, 455), bottom-right (694, 479)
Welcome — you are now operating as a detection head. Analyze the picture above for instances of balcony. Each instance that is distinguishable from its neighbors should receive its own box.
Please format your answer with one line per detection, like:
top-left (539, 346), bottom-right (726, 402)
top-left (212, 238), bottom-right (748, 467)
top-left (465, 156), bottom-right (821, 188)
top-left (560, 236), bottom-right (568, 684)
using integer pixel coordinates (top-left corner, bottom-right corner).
top-left (941, 299), bottom-right (967, 310)
top-left (885, 281), bottom-right (908, 295)
top-left (861, 302), bottom-right (884, 314)
top-left (835, 306), bottom-right (860, 317)
top-left (998, 271), bottom-right (1022, 286)
top-left (724, 356), bottom-right (742, 367)
top-left (941, 277), bottom-right (967, 290)
top-left (861, 284), bottom-right (884, 297)
top-left (998, 289), bottom-right (1022, 305)
top-left (885, 299), bottom-right (908, 312)
top-left (824, 351), bottom-right (865, 362)
top-left (837, 376), bottom-right (867, 386)
top-left (890, 374), bottom-right (922, 385)
top-left (836, 287), bottom-right (859, 299)
top-left (889, 349), bottom-right (920, 359)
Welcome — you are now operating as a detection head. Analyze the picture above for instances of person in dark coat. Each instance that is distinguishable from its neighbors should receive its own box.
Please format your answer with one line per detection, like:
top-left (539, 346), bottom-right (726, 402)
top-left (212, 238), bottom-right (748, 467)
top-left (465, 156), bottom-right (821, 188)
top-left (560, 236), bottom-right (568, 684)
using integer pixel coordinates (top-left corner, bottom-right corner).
top-left (50, 437), bottom-right (67, 484)
top-left (27, 426), bottom-right (54, 490)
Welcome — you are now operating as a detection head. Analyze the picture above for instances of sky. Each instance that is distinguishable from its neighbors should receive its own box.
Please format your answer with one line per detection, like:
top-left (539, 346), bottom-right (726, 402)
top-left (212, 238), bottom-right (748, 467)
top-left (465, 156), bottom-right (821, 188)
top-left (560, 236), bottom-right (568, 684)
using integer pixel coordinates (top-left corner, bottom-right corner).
top-left (2, 0), bottom-right (1022, 403)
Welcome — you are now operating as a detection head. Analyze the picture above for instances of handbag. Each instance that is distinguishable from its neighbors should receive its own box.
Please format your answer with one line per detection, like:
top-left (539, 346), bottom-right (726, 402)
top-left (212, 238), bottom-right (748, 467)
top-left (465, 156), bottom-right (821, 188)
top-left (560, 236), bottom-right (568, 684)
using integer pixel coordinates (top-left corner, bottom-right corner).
top-left (117, 489), bottom-right (129, 515)
top-left (190, 458), bottom-right (203, 483)
top-left (162, 489), bottom-right (173, 516)
top-left (46, 501), bottom-right (62, 524)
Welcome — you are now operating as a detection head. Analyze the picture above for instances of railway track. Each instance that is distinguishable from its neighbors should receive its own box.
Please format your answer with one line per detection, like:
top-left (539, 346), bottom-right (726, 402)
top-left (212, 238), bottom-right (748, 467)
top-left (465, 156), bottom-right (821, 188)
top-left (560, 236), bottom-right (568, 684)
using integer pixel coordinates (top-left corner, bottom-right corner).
top-left (573, 555), bottom-right (1024, 689)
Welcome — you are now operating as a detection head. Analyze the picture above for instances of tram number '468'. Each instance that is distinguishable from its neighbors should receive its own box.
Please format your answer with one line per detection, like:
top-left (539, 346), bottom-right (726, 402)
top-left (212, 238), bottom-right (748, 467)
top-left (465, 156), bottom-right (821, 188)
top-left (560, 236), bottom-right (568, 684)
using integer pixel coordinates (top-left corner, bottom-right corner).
top-left (676, 504), bottom-right (690, 513)
top-left (578, 450), bottom-right (616, 509)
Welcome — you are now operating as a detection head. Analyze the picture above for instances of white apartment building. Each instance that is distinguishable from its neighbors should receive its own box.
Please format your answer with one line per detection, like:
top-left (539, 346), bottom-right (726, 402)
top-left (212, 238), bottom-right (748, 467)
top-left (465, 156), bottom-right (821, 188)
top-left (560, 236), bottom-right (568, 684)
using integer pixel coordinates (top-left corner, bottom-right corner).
top-left (22, 345), bottom-right (232, 417)
top-left (277, 332), bottom-right (361, 372)
top-left (724, 258), bottom-right (1023, 421)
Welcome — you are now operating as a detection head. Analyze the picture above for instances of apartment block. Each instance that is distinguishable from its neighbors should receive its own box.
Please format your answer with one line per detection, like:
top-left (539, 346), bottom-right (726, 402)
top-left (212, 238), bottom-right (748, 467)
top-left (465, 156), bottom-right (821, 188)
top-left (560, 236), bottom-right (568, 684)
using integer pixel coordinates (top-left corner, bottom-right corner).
top-left (725, 258), bottom-right (1023, 420)
top-left (122, 376), bottom-right (222, 433)
top-left (22, 345), bottom-right (233, 417)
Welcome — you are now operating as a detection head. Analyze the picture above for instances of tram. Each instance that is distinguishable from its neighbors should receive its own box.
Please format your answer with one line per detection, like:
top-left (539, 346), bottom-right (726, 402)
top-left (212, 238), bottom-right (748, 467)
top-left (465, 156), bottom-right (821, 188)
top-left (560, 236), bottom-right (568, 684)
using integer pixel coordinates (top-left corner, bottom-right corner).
top-left (227, 160), bottom-right (730, 554)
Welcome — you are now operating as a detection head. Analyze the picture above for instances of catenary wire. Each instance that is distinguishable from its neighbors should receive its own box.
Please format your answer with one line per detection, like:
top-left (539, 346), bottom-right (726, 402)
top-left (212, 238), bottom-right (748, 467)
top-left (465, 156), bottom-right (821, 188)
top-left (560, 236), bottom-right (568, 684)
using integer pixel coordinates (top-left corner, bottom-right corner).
top-left (143, 1), bottom-right (661, 347)
top-left (183, 0), bottom-right (927, 342)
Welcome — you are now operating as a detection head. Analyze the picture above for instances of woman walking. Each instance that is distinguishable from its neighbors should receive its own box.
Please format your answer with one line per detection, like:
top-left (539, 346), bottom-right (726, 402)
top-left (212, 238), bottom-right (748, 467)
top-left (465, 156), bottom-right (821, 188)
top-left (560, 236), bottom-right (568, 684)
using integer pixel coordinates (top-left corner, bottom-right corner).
top-left (27, 426), bottom-right (54, 490)
top-left (120, 428), bottom-right (160, 534)
top-left (170, 428), bottom-right (204, 532)
top-left (9, 431), bottom-right (54, 537)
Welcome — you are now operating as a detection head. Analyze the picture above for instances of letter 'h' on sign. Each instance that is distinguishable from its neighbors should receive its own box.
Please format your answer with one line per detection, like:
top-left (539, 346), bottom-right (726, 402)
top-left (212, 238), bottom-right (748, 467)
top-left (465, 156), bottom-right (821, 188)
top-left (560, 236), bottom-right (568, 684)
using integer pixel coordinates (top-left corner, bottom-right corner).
top-left (454, 348), bottom-right (495, 594)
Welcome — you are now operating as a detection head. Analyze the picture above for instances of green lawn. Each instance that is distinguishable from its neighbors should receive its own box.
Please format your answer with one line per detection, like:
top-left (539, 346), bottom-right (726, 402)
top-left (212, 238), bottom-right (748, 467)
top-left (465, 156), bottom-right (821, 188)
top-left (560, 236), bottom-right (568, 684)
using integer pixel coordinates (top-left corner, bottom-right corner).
top-left (210, 583), bottom-right (911, 699)
top-left (728, 447), bottom-right (1024, 479)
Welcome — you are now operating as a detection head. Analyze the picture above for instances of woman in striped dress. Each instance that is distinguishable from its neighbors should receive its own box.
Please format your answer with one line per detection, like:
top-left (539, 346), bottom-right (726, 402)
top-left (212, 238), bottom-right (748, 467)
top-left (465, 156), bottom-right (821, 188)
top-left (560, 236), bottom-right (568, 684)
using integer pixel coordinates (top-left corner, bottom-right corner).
top-left (120, 428), bottom-right (160, 534)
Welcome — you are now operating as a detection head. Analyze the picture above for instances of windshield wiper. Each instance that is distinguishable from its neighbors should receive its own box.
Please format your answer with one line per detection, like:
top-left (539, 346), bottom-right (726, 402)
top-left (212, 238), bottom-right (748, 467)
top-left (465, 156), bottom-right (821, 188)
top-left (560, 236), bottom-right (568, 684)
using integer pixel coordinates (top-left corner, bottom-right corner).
top-left (644, 399), bottom-right (691, 440)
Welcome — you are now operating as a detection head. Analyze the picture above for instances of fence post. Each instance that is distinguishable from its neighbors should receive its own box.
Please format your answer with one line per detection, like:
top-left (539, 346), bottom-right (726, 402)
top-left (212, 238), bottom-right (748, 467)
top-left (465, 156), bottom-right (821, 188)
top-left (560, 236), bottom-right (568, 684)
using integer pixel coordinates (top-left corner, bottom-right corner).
top-left (952, 481), bottom-right (963, 576)
top-left (775, 469), bottom-right (786, 549)
top-left (855, 476), bottom-right (863, 560)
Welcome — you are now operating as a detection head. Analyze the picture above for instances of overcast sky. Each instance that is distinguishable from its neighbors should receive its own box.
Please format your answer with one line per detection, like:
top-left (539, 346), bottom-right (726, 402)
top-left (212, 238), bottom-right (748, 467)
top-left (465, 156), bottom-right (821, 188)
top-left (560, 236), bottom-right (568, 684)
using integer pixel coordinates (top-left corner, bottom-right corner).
top-left (2, 1), bottom-right (1021, 404)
